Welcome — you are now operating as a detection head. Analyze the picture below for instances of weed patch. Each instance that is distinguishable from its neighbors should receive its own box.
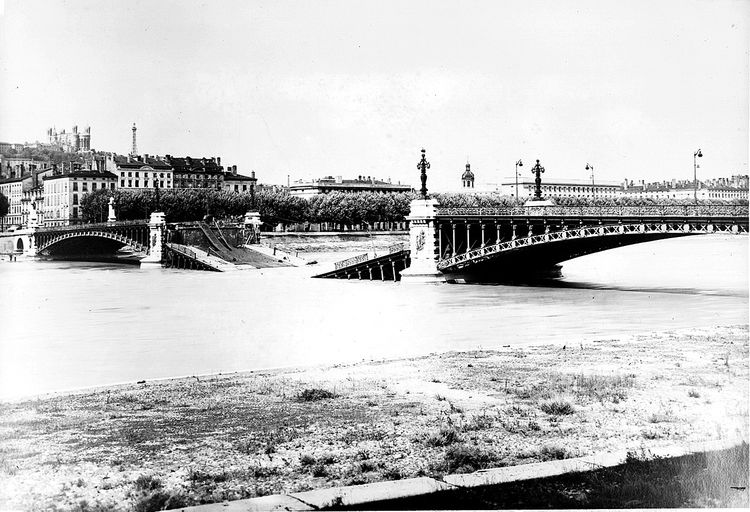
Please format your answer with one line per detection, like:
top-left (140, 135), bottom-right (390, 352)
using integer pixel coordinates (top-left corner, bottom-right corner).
top-left (540, 399), bottom-right (575, 415)
top-left (296, 388), bottom-right (336, 402)
top-left (424, 426), bottom-right (462, 447)
top-left (442, 444), bottom-right (500, 473)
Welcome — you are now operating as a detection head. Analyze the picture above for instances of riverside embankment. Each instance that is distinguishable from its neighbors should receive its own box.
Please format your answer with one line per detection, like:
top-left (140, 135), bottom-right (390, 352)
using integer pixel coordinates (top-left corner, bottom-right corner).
top-left (0, 325), bottom-right (747, 510)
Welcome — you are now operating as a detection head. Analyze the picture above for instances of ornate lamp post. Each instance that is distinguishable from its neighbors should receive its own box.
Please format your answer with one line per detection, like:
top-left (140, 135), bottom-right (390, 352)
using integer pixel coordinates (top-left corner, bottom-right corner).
top-left (515, 159), bottom-right (523, 199)
top-left (693, 149), bottom-right (702, 203)
top-left (531, 159), bottom-right (545, 200)
top-left (417, 148), bottom-right (430, 199)
top-left (586, 163), bottom-right (595, 199)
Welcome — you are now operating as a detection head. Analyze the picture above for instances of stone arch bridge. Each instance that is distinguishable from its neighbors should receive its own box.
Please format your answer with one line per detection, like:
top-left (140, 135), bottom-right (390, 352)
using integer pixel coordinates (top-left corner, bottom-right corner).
top-left (34, 220), bottom-right (152, 257)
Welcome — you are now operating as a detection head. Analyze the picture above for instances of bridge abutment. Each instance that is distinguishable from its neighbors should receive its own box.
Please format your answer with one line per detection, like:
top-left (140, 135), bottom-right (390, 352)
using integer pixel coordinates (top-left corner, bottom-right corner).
top-left (400, 198), bottom-right (444, 283)
top-left (140, 212), bottom-right (166, 267)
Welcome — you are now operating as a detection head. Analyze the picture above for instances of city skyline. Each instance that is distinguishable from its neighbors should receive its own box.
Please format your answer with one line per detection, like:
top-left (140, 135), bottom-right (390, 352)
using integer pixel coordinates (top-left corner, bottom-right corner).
top-left (0, 0), bottom-right (747, 190)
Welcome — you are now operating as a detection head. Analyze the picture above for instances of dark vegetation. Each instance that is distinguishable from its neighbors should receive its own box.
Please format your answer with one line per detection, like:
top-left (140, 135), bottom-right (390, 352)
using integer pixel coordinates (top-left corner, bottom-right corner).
top-left (296, 388), bottom-right (336, 402)
top-left (77, 187), bottom-right (746, 229)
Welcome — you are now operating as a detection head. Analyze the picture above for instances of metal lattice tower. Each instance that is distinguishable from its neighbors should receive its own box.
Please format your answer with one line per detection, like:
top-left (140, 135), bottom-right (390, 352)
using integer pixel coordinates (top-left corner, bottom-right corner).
top-left (131, 123), bottom-right (138, 157)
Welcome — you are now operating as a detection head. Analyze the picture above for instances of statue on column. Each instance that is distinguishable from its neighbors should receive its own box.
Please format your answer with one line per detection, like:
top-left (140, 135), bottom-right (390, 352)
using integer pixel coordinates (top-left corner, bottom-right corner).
top-left (107, 197), bottom-right (117, 222)
top-left (27, 203), bottom-right (39, 229)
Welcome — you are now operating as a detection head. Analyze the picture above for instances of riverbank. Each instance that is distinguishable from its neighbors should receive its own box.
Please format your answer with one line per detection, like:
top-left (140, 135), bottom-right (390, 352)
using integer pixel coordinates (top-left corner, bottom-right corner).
top-left (0, 325), bottom-right (746, 510)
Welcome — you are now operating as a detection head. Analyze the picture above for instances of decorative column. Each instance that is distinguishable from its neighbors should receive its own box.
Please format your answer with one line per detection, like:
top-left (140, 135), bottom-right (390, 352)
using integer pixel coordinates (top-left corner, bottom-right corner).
top-left (451, 222), bottom-right (457, 257)
top-left (24, 204), bottom-right (40, 256)
top-left (140, 211), bottom-right (166, 267)
top-left (107, 197), bottom-right (117, 223)
top-left (400, 149), bottom-right (444, 283)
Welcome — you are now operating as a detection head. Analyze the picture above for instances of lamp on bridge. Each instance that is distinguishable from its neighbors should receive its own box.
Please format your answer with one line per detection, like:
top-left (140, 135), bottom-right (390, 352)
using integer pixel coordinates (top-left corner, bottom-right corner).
top-left (586, 163), bottom-right (595, 199)
top-left (515, 159), bottom-right (523, 199)
top-left (693, 149), bottom-right (702, 204)
top-left (530, 159), bottom-right (545, 200)
top-left (417, 148), bottom-right (430, 199)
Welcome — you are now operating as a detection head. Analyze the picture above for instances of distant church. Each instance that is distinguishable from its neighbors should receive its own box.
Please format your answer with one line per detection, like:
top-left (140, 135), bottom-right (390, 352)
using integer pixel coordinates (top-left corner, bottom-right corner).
top-left (461, 162), bottom-right (475, 189)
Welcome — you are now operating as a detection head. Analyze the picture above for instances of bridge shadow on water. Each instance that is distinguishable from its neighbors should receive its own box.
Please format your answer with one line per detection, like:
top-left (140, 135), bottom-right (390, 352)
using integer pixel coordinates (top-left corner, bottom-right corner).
top-left (448, 266), bottom-right (746, 298)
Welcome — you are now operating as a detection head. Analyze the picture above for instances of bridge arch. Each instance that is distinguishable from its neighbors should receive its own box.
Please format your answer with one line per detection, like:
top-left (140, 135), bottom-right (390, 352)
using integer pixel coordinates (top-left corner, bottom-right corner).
top-left (436, 221), bottom-right (748, 278)
top-left (36, 229), bottom-right (149, 257)
top-left (15, 238), bottom-right (23, 252)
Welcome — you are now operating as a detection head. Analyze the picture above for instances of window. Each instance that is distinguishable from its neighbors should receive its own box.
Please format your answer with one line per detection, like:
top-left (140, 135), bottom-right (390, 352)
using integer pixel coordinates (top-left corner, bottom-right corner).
top-left (73, 182), bottom-right (78, 191)
top-left (135, 180), bottom-right (139, 187)
top-left (243, 185), bottom-right (247, 192)
top-left (128, 172), bottom-right (132, 177)
top-left (72, 207), bottom-right (78, 218)
top-left (92, 183), bottom-right (97, 191)
top-left (110, 183), bottom-right (115, 190)
top-left (121, 180), bottom-right (125, 187)
top-left (128, 180), bottom-right (132, 187)
top-left (160, 180), bottom-right (164, 187)
top-left (73, 194), bottom-right (78, 205)
top-left (160, 173), bottom-right (164, 178)
top-left (234, 185), bottom-right (239, 192)
top-left (135, 172), bottom-right (139, 177)
top-left (144, 179), bottom-right (149, 187)
top-left (82, 183), bottom-right (88, 192)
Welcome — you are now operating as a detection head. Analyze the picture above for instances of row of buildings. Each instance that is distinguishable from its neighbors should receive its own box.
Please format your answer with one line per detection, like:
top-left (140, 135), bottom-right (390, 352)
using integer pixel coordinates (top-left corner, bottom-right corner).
top-left (1, 124), bottom-right (748, 228)
top-left (460, 162), bottom-right (748, 201)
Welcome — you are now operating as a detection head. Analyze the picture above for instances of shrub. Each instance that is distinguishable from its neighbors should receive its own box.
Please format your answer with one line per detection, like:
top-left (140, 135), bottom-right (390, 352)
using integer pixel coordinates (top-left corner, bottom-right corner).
top-left (296, 388), bottom-right (335, 402)
top-left (539, 444), bottom-right (573, 461)
top-left (540, 399), bottom-right (575, 415)
top-left (443, 445), bottom-right (498, 473)
top-left (425, 426), bottom-right (462, 447)
top-left (299, 454), bottom-right (316, 466)
top-left (134, 475), bottom-right (162, 492)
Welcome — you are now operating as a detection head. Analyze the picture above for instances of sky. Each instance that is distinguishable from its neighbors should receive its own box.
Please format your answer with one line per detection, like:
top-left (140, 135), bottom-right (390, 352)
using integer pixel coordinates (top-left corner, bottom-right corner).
top-left (0, 0), bottom-right (747, 190)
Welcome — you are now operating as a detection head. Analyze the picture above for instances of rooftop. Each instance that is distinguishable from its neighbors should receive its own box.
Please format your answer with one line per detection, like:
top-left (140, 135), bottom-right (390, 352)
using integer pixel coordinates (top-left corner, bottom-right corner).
top-left (43, 170), bottom-right (118, 181)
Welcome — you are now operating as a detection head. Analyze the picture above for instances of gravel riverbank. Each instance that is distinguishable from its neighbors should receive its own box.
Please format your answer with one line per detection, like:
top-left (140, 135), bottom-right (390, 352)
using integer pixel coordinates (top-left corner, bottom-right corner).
top-left (1, 325), bottom-right (747, 511)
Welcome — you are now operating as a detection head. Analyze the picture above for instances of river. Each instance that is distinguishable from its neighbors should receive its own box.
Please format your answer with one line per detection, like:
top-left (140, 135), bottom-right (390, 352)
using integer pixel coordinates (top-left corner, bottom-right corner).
top-left (0, 235), bottom-right (746, 400)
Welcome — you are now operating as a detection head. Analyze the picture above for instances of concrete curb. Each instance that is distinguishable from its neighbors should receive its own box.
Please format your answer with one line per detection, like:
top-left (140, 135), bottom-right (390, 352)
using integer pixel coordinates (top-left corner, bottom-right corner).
top-left (180, 437), bottom-right (745, 511)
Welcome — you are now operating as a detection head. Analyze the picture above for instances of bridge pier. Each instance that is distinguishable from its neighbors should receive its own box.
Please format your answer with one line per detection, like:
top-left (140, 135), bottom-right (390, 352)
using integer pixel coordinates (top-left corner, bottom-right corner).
top-left (400, 198), bottom-right (444, 283)
top-left (140, 212), bottom-right (166, 268)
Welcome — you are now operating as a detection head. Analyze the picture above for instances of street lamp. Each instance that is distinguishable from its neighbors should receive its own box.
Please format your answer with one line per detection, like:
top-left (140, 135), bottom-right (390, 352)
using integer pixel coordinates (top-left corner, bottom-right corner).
top-left (531, 159), bottom-right (545, 200)
top-left (515, 159), bottom-right (523, 199)
top-left (693, 149), bottom-right (702, 203)
top-left (585, 163), bottom-right (595, 199)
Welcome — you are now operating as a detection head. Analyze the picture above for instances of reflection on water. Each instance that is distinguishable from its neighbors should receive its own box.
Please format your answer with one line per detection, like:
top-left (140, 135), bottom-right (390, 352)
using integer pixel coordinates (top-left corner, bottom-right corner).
top-left (0, 235), bottom-right (746, 399)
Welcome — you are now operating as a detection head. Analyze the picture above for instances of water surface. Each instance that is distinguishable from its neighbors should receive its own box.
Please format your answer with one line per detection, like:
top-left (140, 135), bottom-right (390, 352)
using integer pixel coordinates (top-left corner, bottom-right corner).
top-left (0, 235), bottom-right (746, 399)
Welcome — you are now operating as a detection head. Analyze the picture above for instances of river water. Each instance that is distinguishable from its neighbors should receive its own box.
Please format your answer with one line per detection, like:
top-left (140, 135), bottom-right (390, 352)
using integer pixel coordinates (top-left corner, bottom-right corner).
top-left (0, 235), bottom-right (746, 400)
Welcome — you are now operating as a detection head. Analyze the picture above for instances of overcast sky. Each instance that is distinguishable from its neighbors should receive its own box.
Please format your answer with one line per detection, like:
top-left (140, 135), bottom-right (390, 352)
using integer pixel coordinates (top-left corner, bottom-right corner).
top-left (0, 0), bottom-right (747, 189)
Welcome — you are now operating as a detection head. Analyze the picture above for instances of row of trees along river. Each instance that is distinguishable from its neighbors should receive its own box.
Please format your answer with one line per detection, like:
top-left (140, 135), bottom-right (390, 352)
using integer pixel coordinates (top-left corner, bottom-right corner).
top-left (79, 188), bottom-right (747, 230)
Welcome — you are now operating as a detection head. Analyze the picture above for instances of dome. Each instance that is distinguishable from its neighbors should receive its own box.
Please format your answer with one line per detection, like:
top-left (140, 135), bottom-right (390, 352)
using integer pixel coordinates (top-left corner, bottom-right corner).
top-left (461, 163), bottom-right (474, 180)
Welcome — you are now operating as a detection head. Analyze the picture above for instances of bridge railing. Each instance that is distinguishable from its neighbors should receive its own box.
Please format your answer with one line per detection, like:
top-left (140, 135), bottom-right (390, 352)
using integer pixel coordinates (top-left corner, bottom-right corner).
top-left (35, 219), bottom-right (150, 233)
top-left (435, 204), bottom-right (748, 217)
top-left (334, 253), bottom-right (370, 270)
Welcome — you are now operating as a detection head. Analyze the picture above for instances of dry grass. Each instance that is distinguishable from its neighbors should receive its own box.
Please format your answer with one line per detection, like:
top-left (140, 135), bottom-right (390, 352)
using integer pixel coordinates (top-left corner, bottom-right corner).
top-left (0, 326), bottom-right (746, 511)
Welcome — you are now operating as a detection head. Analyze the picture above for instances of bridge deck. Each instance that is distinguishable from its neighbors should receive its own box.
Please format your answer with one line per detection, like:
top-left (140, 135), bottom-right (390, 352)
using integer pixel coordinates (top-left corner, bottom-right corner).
top-left (314, 248), bottom-right (410, 281)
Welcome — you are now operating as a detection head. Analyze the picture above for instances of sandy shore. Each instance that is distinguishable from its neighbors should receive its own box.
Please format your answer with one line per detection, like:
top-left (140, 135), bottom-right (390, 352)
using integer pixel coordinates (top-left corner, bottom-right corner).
top-left (0, 325), bottom-right (747, 511)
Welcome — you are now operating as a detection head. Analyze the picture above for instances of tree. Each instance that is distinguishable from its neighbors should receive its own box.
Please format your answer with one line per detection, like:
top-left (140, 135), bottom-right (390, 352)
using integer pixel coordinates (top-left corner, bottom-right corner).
top-left (0, 192), bottom-right (8, 231)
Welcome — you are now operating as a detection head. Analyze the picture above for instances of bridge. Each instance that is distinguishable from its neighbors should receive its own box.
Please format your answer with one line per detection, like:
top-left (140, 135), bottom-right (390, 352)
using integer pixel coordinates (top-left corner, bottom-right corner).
top-left (319, 201), bottom-right (748, 282)
top-left (35, 220), bottom-right (152, 258)
top-left (0, 210), bottom-right (266, 269)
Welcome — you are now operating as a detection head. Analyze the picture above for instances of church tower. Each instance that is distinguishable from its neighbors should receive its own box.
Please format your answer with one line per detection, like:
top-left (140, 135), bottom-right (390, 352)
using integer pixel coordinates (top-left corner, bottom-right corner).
top-left (462, 162), bottom-right (475, 189)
